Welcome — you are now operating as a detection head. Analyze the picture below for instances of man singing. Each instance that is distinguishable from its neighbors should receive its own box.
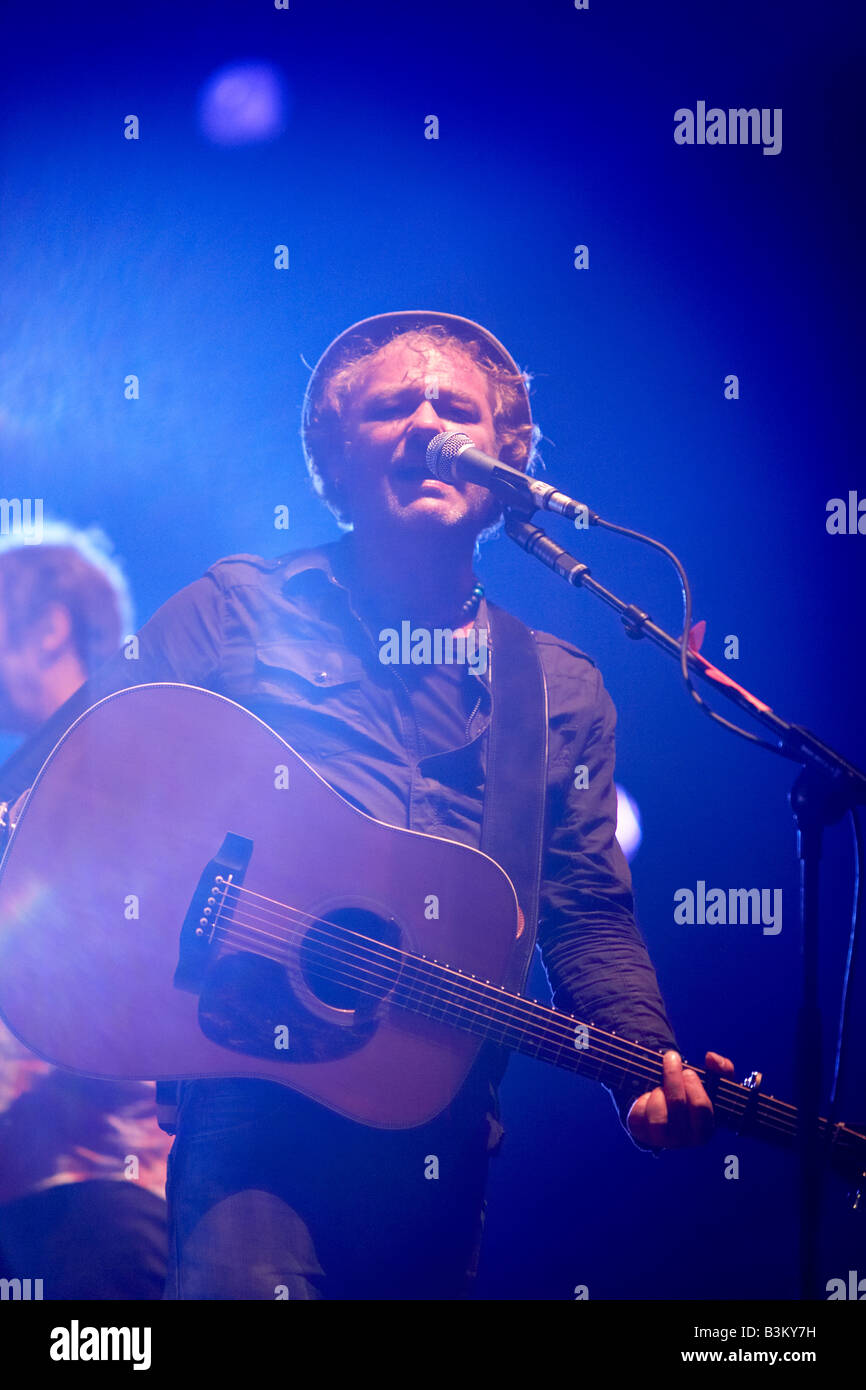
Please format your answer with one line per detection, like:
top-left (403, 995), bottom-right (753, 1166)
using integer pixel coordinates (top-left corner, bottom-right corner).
top-left (0, 312), bottom-right (733, 1299)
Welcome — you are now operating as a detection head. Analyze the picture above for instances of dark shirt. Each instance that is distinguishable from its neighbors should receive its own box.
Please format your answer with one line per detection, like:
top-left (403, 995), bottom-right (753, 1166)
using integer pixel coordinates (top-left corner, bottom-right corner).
top-left (0, 537), bottom-right (679, 1138)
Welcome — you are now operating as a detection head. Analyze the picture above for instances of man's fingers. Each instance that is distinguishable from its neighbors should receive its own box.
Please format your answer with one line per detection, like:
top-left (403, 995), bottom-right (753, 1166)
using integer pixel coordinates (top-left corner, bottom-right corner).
top-left (705, 1050), bottom-right (735, 1076)
top-left (627, 1049), bottom-right (734, 1148)
top-left (683, 1065), bottom-right (714, 1144)
top-left (662, 1050), bottom-right (689, 1143)
top-left (662, 1050), bottom-right (686, 1102)
top-left (643, 1086), bottom-right (672, 1146)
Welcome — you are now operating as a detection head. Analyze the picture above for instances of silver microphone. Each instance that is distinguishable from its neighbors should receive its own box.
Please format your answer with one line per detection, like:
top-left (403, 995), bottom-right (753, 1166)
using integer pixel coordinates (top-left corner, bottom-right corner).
top-left (426, 431), bottom-right (597, 526)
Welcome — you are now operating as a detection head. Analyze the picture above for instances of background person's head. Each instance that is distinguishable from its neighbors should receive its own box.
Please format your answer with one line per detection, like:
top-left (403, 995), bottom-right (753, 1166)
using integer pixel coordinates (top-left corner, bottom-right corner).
top-left (0, 524), bottom-right (133, 733)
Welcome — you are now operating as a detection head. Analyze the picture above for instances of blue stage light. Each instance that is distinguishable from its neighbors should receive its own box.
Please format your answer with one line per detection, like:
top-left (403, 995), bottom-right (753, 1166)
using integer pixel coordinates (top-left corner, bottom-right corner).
top-left (198, 62), bottom-right (290, 147)
top-left (615, 783), bottom-right (642, 861)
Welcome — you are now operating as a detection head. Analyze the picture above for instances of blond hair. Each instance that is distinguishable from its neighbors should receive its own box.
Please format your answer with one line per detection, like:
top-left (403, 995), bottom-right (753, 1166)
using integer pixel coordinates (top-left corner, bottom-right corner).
top-left (302, 325), bottom-right (540, 529)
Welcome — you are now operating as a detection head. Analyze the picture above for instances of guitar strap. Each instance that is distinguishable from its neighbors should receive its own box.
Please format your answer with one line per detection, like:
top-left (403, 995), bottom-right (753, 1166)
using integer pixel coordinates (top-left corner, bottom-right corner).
top-left (481, 602), bottom-right (549, 994)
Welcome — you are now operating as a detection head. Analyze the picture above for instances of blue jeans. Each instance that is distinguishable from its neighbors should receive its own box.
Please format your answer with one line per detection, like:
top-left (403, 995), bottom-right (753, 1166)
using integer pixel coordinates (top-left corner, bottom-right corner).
top-left (164, 1075), bottom-right (497, 1300)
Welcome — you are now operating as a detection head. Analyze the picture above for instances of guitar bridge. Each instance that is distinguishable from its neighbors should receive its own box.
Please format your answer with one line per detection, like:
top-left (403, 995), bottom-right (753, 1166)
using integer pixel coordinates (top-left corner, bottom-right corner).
top-left (175, 833), bottom-right (254, 994)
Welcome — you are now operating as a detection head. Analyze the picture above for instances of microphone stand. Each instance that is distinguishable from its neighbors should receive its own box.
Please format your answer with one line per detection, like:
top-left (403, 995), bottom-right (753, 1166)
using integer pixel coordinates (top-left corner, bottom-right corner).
top-left (504, 510), bottom-right (866, 1301)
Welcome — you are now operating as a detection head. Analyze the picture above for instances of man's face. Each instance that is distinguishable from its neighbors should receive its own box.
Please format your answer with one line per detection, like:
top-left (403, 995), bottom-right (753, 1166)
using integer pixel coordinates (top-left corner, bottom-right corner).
top-left (0, 599), bottom-right (40, 733)
top-left (337, 338), bottom-right (503, 540)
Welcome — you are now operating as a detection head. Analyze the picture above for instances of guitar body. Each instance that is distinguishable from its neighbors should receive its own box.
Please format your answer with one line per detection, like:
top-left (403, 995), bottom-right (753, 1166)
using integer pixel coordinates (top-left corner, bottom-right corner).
top-left (0, 683), bottom-right (521, 1128)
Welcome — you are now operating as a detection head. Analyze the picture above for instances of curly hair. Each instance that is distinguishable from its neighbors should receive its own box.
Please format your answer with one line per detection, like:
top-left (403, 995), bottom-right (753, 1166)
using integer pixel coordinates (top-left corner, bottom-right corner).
top-left (302, 324), bottom-right (540, 531)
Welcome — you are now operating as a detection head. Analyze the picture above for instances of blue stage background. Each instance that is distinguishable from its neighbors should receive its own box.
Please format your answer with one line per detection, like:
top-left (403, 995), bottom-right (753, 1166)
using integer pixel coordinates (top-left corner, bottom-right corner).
top-left (1, 0), bottom-right (863, 1299)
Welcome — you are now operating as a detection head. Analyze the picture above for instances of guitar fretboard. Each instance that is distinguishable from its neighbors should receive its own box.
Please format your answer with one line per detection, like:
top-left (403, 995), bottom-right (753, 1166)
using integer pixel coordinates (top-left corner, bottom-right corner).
top-left (394, 953), bottom-right (865, 1175)
top-left (214, 881), bottom-right (866, 1179)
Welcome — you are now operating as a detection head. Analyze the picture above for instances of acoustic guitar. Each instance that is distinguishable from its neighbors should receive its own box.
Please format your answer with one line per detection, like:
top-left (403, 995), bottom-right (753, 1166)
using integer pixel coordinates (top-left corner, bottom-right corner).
top-left (0, 683), bottom-right (862, 1184)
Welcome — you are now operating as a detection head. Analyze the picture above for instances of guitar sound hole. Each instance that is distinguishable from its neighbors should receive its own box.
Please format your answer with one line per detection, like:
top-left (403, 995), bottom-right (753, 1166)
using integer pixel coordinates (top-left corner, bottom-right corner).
top-left (299, 908), bottom-right (401, 1014)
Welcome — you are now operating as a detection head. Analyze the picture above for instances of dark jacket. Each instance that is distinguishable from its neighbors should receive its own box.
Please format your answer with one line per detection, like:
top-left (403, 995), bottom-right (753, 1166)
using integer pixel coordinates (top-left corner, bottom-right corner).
top-left (0, 539), bottom-right (679, 1140)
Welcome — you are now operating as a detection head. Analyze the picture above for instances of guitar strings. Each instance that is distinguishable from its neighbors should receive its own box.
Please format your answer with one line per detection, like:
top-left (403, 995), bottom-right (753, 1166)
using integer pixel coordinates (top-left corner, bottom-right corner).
top-left (215, 899), bottom-right (677, 1089)
top-left (210, 882), bottom-right (855, 1152)
top-left (216, 905), bottom-right (864, 1160)
top-left (215, 908), bottom-right (815, 1150)
top-left (218, 884), bottom-right (679, 1082)
top-left (215, 885), bottom-right (824, 1142)
top-left (216, 882), bottom-right (755, 1104)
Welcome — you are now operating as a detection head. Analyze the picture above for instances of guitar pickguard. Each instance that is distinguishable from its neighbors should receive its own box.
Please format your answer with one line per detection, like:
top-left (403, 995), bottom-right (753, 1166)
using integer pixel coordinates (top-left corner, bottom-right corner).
top-left (198, 950), bottom-right (377, 1064)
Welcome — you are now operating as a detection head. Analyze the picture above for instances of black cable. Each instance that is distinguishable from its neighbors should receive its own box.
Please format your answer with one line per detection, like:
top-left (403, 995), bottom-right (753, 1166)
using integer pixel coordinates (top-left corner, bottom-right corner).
top-left (595, 514), bottom-right (782, 754)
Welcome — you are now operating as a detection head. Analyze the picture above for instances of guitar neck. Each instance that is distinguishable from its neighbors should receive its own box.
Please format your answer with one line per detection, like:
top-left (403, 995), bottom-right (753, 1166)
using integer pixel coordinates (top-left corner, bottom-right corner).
top-left (212, 876), bottom-right (865, 1176)
top-left (397, 953), bottom-right (864, 1171)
